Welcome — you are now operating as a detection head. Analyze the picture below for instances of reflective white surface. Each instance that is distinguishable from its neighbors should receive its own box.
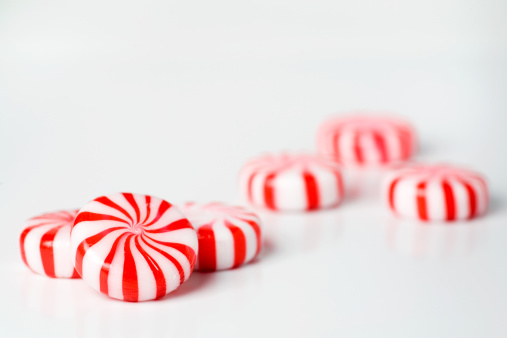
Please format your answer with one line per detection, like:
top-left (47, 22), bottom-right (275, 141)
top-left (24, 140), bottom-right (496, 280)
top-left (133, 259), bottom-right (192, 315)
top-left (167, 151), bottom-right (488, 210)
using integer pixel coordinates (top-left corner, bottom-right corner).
top-left (1, 0), bottom-right (507, 336)
top-left (2, 180), bottom-right (507, 337)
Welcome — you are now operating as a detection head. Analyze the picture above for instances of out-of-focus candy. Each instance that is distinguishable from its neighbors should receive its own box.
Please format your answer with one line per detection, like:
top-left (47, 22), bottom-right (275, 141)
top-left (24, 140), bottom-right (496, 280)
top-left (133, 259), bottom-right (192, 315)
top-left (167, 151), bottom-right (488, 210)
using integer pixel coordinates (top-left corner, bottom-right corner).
top-left (179, 202), bottom-right (262, 271)
top-left (70, 193), bottom-right (198, 302)
top-left (317, 114), bottom-right (416, 166)
top-left (20, 210), bottom-right (80, 278)
top-left (383, 165), bottom-right (488, 221)
top-left (239, 153), bottom-right (344, 211)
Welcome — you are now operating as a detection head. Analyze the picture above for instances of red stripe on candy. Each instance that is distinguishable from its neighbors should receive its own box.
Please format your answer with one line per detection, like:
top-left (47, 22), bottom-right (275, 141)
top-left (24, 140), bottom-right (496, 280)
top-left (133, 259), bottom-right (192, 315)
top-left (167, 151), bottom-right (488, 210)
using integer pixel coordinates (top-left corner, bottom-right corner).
top-left (388, 178), bottom-right (401, 212)
top-left (353, 133), bottom-right (363, 164)
top-left (122, 235), bottom-right (139, 302)
top-left (303, 171), bottom-right (320, 210)
top-left (461, 181), bottom-right (477, 219)
top-left (416, 181), bottom-right (428, 221)
top-left (134, 237), bottom-right (166, 299)
top-left (99, 233), bottom-right (127, 295)
top-left (123, 193), bottom-right (141, 224)
top-left (264, 173), bottom-right (277, 210)
top-left (73, 212), bottom-right (130, 227)
top-left (145, 218), bottom-right (193, 234)
top-left (372, 131), bottom-right (387, 163)
top-left (94, 196), bottom-right (133, 223)
top-left (39, 225), bottom-right (63, 278)
top-left (75, 227), bottom-right (125, 276)
top-left (144, 238), bottom-right (196, 272)
top-left (196, 224), bottom-right (217, 271)
top-left (442, 180), bottom-right (456, 221)
top-left (142, 237), bottom-right (185, 284)
top-left (142, 195), bottom-right (151, 224)
top-left (144, 200), bottom-right (172, 227)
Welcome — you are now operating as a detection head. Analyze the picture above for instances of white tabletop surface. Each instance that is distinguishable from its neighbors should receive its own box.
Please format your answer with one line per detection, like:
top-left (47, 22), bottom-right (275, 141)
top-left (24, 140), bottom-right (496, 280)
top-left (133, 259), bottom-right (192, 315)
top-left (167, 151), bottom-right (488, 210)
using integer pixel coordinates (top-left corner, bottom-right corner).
top-left (1, 1), bottom-right (506, 337)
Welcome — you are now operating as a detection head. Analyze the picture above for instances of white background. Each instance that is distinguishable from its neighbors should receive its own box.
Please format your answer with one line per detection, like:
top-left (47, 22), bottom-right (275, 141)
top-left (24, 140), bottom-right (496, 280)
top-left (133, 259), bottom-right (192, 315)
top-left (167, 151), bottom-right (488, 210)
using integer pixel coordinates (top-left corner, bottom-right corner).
top-left (1, 0), bottom-right (506, 337)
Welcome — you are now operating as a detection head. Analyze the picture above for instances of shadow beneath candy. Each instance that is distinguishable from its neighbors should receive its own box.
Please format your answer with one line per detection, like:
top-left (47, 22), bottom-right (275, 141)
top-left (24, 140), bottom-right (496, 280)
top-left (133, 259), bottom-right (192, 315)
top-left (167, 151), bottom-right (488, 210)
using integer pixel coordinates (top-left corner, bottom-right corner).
top-left (159, 272), bottom-right (217, 300)
top-left (384, 214), bottom-right (488, 258)
top-left (487, 193), bottom-right (506, 217)
top-left (255, 207), bottom-right (344, 260)
top-left (256, 237), bottom-right (276, 262)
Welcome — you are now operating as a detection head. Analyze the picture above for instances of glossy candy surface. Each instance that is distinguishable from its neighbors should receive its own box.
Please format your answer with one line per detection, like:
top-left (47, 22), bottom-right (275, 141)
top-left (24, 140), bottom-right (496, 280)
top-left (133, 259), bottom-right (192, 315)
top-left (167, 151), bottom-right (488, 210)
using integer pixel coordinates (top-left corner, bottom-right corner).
top-left (179, 202), bottom-right (262, 271)
top-left (383, 164), bottom-right (488, 221)
top-left (239, 153), bottom-right (344, 211)
top-left (20, 210), bottom-right (80, 278)
top-left (317, 114), bottom-right (416, 166)
top-left (70, 193), bottom-right (198, 302)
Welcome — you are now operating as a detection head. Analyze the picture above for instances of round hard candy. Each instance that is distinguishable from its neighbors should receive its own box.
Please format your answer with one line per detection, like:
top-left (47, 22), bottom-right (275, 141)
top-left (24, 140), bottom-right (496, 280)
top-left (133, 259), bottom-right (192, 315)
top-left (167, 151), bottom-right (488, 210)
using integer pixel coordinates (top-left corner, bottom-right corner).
top-left (239, 153), bottom-right (344, 211)
top-left (383, 164), bottom-right (488, 221)
top-left (317, 114), bottom-right (416, 166)
top-left (20, 210), bottom-right (80, 278)
top-left (71, 193), bottom-right (198, 302)
top-left (179, 202), bottom-right (261, 271)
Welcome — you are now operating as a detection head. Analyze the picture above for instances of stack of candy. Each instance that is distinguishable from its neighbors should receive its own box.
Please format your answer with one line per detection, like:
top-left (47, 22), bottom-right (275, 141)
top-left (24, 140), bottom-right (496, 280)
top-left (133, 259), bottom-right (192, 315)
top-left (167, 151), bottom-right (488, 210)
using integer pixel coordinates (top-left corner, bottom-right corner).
top-left (19, 112), bottom-right (489, 302)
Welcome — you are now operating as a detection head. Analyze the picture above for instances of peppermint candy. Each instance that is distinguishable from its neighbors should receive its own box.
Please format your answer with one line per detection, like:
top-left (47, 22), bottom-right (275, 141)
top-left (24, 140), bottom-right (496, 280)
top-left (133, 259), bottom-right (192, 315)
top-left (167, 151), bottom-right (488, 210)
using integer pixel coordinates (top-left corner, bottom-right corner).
top-left (317, 114), bottom-right (416, 166)
top-left (20, 210), bottom-right (80, 278)
top-left (239, 154), bottom-right (344, 211)
top-left (384, 165), bottom-right (488, 221)
top-left (71, 193), bottom-right (198, 302)
top-left (179, 203), bottom-right (261, 271)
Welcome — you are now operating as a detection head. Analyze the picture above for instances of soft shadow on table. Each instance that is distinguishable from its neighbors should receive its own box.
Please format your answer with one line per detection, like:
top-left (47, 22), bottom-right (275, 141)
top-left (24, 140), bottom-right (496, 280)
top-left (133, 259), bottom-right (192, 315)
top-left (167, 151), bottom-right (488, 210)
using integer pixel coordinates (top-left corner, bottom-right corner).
top-left (160, 272), bottom-right (217, 300)
top-left (257, 208), bottom-right (344, 263)
top-left (246, 240), bottom-right (276, 266)
top-left (384, 209), bottom-right (492, 258)
top-left (487, 194), bottom-right (505, 217)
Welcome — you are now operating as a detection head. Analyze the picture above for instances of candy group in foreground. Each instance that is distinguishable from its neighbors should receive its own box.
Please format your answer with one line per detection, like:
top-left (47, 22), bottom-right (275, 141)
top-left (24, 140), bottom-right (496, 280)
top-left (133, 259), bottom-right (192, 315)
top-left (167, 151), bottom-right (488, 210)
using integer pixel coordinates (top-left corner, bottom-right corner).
top-left (20, 210), bottom-right (80, 278)
top-left (179, 202), bottom-right (262, 271)
top-left (317, 114), bottom-right (416, 167)
top-left (383, 164), bottom-right (488, 221)
top-left (239, 153), bottom-right (344, 211)
top-left (70, 193), bottom-right (198, 302)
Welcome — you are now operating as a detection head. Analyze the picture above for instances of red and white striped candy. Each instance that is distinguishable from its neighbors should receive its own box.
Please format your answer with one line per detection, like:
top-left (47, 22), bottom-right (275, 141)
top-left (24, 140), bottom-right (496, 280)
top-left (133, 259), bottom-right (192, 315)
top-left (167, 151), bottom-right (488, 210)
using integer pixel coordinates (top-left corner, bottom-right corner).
top-left (70, 193), bottom-right (198, 302)
top-left (179, 203), bottom-right (262, 271)
top-left (20, 210), bottom-right (80, 278)
top-left (239, 154), bottom-right (344, 211)
top-left (383, 165), bottom-right (488, 221)
top-left (317, 114), bottom-right (416, 166)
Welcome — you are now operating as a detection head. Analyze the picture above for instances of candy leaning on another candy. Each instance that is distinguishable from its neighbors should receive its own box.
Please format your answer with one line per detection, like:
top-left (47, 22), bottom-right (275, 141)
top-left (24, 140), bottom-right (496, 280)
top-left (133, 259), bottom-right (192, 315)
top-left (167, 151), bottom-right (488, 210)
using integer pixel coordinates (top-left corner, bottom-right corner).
top-left (383, 164), bottom-right (488, 221)
top-left (179, 202), bottom-right (262, 271)
top-left (20, 210), bottom-right (80, 278)
top-left (70, 193), bottom-right (198, 302)
top-left (239, 153), bottom-right (344, 211)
